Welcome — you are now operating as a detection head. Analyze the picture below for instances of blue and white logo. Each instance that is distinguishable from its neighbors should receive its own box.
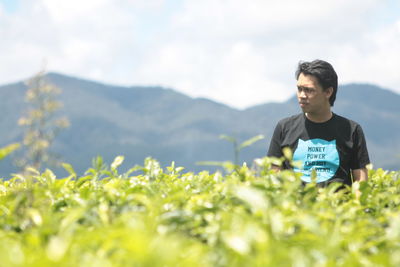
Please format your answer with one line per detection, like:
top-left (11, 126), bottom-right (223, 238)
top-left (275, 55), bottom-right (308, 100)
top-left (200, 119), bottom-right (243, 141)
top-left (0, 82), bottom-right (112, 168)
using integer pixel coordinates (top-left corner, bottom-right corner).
top-left (293, 139), bottom-right (339, 183)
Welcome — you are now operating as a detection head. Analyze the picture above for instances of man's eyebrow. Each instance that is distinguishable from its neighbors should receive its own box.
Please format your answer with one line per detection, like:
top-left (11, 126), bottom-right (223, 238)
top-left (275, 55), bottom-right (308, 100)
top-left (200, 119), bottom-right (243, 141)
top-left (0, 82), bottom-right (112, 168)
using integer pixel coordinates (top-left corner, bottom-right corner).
top-left (297, 85), bottom-right (314, 89)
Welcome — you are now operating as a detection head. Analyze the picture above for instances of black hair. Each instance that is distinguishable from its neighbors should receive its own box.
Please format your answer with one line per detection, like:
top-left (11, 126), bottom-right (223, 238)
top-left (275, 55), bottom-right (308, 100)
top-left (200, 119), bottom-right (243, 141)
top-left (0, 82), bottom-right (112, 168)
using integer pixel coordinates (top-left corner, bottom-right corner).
top-left (295, 59), bottom-right (338, 106)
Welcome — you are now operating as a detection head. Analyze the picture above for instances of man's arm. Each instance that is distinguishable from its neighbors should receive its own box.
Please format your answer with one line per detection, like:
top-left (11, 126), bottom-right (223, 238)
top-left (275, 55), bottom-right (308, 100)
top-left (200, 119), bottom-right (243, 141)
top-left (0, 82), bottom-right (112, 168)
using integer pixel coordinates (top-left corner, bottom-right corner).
top-left (351, 124), bottom-right (370, 183)
top-left (271, 164), bottom-right (282, 171)
top-left (352, 168), bottom-right (368, 182)
top-left (267, 122), bottom-right (284, 171)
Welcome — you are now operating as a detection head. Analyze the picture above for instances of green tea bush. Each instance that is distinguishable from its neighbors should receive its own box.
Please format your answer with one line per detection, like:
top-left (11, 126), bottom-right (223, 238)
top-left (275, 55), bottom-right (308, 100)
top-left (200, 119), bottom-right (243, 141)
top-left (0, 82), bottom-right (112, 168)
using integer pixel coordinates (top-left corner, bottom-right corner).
top-left (0, 156), bottom-right (399, 266)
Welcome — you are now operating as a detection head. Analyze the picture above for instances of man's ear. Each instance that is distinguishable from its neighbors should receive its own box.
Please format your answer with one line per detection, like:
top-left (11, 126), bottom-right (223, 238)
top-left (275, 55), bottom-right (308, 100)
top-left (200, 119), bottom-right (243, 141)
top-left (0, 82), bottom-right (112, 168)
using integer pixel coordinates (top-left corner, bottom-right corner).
top-left (325, 87), bottom-right (333, 98)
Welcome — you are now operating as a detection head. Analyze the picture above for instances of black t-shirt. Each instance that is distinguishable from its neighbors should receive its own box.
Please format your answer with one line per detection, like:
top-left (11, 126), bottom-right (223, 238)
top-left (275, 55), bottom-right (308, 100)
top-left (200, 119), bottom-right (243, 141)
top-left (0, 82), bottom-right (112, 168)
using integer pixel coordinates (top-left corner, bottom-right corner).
top-left (267, 113), bottom-right (370, 185)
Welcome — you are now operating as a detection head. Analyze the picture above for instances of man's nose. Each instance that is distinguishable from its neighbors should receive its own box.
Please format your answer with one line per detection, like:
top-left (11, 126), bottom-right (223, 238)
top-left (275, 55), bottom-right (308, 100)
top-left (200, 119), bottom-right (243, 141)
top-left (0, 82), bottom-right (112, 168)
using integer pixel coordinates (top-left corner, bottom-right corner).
top-left (298, 90), bottom-right (307, 98)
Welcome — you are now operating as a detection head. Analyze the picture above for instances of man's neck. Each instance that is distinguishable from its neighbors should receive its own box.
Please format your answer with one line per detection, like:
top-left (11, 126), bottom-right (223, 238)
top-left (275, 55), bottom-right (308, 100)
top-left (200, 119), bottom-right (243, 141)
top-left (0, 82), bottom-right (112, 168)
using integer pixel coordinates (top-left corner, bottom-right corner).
top-left (305, 110), bottom-right (333, 123)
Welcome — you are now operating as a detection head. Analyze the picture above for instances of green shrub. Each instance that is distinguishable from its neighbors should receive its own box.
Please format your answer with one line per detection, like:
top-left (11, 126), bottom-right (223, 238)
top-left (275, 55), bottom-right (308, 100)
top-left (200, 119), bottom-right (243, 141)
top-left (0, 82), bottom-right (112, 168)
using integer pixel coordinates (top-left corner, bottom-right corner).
top-left (0, 157), bottom-right (399, 266)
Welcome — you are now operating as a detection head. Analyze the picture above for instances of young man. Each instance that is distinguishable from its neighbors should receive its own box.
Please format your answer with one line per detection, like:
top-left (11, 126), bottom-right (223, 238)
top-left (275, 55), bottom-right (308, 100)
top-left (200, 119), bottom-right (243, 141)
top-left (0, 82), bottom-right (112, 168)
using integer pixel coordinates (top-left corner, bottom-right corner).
top-left (267, 60), bottom-right (370, 186)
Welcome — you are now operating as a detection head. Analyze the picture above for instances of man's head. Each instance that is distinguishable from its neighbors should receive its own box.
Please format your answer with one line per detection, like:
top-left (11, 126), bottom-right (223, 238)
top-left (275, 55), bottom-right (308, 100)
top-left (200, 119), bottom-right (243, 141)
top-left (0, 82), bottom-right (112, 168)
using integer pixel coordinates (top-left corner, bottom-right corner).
top-left (295, 60), bottom-right (338, 107)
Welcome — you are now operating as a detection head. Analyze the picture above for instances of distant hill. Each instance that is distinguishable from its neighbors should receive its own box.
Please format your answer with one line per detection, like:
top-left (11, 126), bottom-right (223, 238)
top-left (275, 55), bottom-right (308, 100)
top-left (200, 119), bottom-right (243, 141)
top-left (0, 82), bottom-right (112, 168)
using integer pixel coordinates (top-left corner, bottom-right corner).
top-left (0, 73), bottom-right (399, 176)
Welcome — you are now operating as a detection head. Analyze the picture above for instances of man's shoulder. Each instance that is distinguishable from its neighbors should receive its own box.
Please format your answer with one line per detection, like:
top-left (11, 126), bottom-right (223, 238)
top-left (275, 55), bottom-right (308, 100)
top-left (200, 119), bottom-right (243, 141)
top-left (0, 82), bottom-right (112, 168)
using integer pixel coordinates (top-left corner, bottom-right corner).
top-left (277, 113), bottom-right (304, 126)
top-left (333, 113), bottom-right (362, 128)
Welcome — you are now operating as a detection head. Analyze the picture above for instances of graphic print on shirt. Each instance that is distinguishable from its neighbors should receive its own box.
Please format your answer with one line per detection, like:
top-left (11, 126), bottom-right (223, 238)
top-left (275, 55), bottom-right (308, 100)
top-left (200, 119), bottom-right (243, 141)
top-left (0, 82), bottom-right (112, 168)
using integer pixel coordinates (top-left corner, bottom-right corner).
top-left (293, 139), bottom-right (339, 183)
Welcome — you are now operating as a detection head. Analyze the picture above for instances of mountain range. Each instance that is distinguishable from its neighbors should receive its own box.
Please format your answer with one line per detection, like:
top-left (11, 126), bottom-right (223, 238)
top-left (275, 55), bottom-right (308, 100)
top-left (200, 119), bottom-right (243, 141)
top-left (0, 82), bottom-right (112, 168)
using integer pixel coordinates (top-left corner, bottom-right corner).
top-left (0, 73), bottom-right (399, 176)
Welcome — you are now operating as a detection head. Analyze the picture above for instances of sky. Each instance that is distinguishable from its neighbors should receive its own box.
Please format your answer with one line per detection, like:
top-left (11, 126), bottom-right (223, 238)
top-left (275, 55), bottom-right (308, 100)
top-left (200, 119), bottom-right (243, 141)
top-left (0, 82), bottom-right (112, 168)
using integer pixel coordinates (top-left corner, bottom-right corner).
top-left (0, 0), bottom-right (399, 109)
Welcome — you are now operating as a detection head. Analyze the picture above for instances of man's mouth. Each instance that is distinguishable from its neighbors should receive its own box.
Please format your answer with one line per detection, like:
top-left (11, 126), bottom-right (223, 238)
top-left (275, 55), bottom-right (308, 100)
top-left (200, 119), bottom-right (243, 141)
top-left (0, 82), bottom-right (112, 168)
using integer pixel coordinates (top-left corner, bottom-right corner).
top-left (299, 102), bottom-right (308, 107)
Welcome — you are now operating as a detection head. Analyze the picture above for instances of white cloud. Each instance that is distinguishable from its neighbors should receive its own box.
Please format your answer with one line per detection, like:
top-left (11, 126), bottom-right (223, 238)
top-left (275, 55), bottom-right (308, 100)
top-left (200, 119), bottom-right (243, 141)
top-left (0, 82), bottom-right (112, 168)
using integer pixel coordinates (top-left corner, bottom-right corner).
top-left (137, 40), bottom-right (288, 108)
top-left (0, 0), bottom-right (144, 83)
top-left (0, 0), bottom-right (399, 108)
top-left (367, 20), bottom-right (400, 86)
top-left (173, 0), bottom-right (380, 39)
top-left (334, 19), bottom-right (400, 90)
top-left (134, 0), bottom-right (395, 108)
top-left (41, 0), bottom-right (110, 23)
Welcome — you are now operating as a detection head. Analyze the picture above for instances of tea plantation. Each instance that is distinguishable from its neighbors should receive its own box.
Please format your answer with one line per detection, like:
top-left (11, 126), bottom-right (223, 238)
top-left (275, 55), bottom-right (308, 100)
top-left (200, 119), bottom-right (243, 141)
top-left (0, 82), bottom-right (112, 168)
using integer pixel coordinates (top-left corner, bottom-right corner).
top-left (1, 154), bottom-right (400, 266)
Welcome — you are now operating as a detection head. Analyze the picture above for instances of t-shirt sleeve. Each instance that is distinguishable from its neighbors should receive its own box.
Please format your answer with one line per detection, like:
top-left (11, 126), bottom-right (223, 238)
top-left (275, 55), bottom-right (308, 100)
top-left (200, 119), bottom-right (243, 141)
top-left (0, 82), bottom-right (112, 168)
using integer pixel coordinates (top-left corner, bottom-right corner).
top-left (267, 122), bottom-right (283, 158)
top-left (350, 124), bottom-right (370, 169)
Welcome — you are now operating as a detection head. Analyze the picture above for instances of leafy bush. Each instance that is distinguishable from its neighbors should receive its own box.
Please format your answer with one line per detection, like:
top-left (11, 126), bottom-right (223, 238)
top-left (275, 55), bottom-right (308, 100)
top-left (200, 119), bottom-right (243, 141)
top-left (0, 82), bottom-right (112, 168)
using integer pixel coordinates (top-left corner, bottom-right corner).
top-left (0, 157), bottom-right (399, 266)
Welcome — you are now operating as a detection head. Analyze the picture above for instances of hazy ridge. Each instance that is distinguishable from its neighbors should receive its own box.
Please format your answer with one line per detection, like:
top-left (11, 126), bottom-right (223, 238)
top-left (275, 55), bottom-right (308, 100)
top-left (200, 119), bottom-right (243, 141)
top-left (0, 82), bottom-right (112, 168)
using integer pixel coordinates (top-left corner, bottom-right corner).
top-left (0, 73), bottom-right (399, 176)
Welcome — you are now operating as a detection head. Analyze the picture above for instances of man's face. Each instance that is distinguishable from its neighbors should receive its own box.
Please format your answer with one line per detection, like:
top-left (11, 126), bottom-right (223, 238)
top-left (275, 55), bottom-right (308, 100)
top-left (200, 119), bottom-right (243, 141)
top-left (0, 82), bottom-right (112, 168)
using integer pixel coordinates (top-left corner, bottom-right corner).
top-left (296, 73), bottom-right (331, 114)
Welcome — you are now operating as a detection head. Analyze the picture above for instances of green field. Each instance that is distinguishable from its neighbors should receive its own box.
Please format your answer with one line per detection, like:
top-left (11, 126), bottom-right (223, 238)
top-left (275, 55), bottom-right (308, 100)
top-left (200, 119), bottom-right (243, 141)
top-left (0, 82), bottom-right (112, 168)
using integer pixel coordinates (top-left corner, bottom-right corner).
top-left (1, 155), bottom-right (400, 266)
